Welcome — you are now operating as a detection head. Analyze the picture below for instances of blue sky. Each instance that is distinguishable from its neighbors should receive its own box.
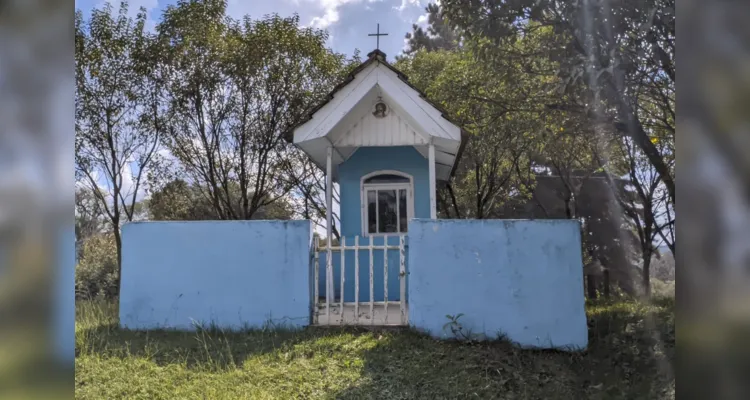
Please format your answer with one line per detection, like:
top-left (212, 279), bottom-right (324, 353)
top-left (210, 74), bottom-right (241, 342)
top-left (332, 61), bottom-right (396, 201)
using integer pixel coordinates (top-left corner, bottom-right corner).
top-left (75, 0), bottom-right (433, 60)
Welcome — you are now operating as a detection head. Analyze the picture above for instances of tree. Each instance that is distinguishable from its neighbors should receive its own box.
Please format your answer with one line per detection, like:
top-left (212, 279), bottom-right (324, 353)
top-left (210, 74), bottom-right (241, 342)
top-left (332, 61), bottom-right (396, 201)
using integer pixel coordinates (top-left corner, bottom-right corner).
top-left (146, 179), bottom-right (208, 220)
top-left (76, 233), bottom-right (118, 299)
top-left (396, 25), bottom-right (571, 219)
top-left (282, 151), bottom-right (343, 239)
top-left (75, 2), bottom-right (164, 294)
top-left (403, 3), bottom-right (461, 55)
top-left (441, 0), bottom-right (676, 205)
top-left (155, 0), bottom-right (349, 221)
top-left (605, 135), bottom-right (674, 297)
top-left (147, 178), bottom-right (294, 221)
top-left (75, 187), bottom-right (107, 244)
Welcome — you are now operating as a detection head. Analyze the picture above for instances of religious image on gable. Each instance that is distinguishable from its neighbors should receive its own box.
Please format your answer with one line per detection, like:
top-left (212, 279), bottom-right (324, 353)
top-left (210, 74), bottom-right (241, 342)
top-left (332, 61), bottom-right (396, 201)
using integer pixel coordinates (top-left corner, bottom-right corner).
top-left (373, 101), bottom-right (388, 118)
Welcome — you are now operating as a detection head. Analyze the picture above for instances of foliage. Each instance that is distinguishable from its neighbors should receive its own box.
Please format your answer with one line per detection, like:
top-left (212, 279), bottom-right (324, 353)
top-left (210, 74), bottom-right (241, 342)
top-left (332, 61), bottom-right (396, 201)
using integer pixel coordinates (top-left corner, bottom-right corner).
top-left (396, 27), bottom-right (574, 219)
top-left (440, 0), bottom-right (676, 204)
top-left (75, 1), bottom-right (166, 290)
top-left (76, 299), bottom-right (674, 398)
top-left (147, 179), bottom-right (294, 221)
top-left (443, 313), bottom-right (483, 343)
top-left (402, 3), bottom-right (461, 56)
top-left (153, 1), bottom-right (352, 220)
top-left (609, 135), bottom-right (674, 296)
top-left (75, 187), bottom-right (107, 244)
top-left (76, 233), bottom-right (119, 299)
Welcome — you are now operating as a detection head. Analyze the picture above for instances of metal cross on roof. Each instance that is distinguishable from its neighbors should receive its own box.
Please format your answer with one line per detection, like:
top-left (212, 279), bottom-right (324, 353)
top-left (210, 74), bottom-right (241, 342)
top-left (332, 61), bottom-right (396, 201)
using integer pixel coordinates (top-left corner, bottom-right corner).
top-left (368, 23), bottom-right (388, 50)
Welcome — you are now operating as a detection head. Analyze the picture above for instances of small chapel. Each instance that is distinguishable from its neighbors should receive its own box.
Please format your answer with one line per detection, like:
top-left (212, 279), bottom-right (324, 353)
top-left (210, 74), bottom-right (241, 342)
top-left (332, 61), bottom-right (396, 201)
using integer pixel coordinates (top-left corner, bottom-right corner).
top-left (286, 48), bottom-right (467, 241)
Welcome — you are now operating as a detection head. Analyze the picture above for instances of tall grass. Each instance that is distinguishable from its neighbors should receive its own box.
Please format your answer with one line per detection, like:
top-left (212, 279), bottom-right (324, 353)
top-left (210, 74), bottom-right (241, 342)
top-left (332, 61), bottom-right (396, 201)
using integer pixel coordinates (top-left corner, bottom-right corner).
top-left (75, 298), bottom-right (674, 399)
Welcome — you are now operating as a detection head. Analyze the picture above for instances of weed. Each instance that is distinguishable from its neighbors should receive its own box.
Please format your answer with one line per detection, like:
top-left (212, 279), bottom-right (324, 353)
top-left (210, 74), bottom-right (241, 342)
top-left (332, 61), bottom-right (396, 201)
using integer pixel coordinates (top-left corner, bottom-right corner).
top-left (443, 313), bottom-right (483, 343)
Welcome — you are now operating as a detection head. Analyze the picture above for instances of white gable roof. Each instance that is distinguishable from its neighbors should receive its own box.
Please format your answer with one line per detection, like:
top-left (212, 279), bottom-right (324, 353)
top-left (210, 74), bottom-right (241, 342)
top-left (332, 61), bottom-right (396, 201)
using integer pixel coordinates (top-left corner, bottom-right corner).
top-left (286, 50), bottom-right (466, 181)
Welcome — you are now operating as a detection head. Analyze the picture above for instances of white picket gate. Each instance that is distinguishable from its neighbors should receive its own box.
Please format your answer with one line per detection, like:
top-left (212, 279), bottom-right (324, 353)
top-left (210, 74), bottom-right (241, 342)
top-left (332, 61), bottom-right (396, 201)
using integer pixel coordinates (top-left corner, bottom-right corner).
top-left (313, 234), bottom-right (408, 326)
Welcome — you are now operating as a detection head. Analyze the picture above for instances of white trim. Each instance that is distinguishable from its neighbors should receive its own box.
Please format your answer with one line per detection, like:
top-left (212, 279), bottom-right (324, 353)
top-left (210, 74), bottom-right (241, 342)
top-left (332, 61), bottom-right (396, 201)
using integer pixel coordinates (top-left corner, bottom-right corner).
top-left (360, 170), bottom-right (415, 237)
top-left (326, 147), bottom-right (333, 240)
top-left (376, 67), bottom-right (460, 140)
top-left (296, 64), bottom-right (378, 143)
top-left (325, 146), bottom-right (333, 324)
top-left (293, 63), bottom-right (461, 143)
top-left (428, 143), bottom-right (436, 219)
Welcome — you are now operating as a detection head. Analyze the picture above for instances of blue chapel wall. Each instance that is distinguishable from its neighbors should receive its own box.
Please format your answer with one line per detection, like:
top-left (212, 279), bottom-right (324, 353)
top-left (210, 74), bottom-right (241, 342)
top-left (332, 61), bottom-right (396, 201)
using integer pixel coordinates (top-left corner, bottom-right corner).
top-left (119, 220), bottom-right (314, 330)
top-left (338, 146), bottom-right (430, 237)
top-left (407, 219), bottom-right (588, 349)
top-left (316, 146), bottom-right (428, 303)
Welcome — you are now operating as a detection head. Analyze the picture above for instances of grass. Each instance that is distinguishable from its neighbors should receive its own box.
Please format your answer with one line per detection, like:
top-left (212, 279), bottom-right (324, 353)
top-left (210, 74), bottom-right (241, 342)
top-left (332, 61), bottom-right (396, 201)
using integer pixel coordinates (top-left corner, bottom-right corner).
top-left (75, 298), bottom-right (674, 399)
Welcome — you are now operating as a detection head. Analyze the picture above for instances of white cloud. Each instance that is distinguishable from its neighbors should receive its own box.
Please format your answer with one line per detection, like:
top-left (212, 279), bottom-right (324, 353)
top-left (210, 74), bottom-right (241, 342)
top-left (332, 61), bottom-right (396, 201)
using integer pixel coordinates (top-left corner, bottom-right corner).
top-left (393, 0), bottom-right (421, 12)
top-left (309, 0), bottom-right (362, 29)
top-left (305, 0), bottom-right (419, 29)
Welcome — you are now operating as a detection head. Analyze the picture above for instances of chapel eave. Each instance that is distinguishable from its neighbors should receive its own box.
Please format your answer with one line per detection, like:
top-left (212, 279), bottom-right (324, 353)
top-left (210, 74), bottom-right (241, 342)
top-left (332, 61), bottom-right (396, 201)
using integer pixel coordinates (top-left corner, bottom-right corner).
top-left (283, 48), bottom-right (469, 181)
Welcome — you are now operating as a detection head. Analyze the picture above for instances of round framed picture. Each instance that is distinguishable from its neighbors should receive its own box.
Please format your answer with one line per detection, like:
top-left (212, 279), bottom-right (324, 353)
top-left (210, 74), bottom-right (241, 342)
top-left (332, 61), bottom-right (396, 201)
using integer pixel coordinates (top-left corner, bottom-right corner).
top-left (373, 101), bottom-right (388, 118)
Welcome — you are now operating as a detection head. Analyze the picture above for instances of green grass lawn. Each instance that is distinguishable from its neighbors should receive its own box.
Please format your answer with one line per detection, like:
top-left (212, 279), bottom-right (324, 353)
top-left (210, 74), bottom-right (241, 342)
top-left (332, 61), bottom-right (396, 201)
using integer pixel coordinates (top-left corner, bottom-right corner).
top-left (75, 298), bottom-right (674, 399)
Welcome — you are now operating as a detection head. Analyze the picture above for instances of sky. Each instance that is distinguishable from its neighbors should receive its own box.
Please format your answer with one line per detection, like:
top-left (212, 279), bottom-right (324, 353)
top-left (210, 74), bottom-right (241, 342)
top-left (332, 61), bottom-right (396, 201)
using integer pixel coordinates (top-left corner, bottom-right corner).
top-left (75, 0), bottom-right (433, 60)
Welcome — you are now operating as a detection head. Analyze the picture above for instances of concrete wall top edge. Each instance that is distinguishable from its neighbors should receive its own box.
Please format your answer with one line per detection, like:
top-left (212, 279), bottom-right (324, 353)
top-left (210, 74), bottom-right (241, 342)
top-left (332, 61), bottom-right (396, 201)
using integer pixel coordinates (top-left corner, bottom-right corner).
top-left (408, 218), bottom-right (581, 226)
top-left (123, 219), bottom-right (313, 228)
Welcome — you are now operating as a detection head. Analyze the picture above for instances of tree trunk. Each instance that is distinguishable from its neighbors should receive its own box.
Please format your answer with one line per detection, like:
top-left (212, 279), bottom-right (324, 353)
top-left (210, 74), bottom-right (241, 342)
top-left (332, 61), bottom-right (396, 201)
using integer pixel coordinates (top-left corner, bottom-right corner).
top-left (114, 227), bottom-right (123, 299)
top-left (587, 274), bottom-right (597, 299)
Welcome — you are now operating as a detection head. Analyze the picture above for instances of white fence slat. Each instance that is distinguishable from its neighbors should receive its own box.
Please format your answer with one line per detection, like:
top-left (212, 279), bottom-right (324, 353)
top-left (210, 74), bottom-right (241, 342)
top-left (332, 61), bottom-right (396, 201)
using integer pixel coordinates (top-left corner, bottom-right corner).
top-left (354, 236), bottom-right (360, 323)
top-left (369, 235), bottom-right (374, 325)
top-left (340, 236), bottom-right (345, 325)
top-left (384, 234), bottom-right (388, 324)
top-left (399, 235), bottom-right (406, 325)
top-left (314, 236), bottom-right (319, 324)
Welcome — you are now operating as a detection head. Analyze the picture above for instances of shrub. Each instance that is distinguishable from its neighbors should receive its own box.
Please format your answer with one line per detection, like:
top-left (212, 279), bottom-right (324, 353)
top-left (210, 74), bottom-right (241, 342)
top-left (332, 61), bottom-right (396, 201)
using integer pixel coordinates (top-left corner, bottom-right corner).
top-left (76, 233), bottom-right (118, 299)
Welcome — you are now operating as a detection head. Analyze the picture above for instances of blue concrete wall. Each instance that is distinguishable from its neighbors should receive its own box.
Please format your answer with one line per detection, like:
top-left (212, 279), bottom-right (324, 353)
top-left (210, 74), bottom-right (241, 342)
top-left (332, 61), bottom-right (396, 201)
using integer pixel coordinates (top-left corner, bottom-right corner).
top-left (338, 146), bottom-right (429, 237)
top-left (119, 220), bottom-right (313, 330)
top-left (408, 219), bottom-right (588, 349)
top-left (318, 236), bottom-right (406, 303)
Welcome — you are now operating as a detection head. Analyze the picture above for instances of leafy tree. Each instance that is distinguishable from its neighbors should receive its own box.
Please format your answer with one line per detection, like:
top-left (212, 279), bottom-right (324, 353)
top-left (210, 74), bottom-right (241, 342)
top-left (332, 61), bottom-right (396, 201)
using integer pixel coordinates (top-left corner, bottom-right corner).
top-left (75, 187), bottom-right (107, 244)
top-left (396, 26), bottom-right (568, 219)
top-left (155, 0), bottom-right (349, 221)
top-left (76, 233), bottom-right (118, 299)
top-left (441, 0), bottom-right (676, 204)
top-left (604, 135), bottom-right (674, 297)
top-left (146, 179), bottom-right (207, 220)
top-left (75, 2), bottom-right (164, 292)
top-left (282, 151), bottom-right (343, 239)
top-left (147, 179), bottom-right (294, 221)
top-left (403, 3), bottom-right (461, 55)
